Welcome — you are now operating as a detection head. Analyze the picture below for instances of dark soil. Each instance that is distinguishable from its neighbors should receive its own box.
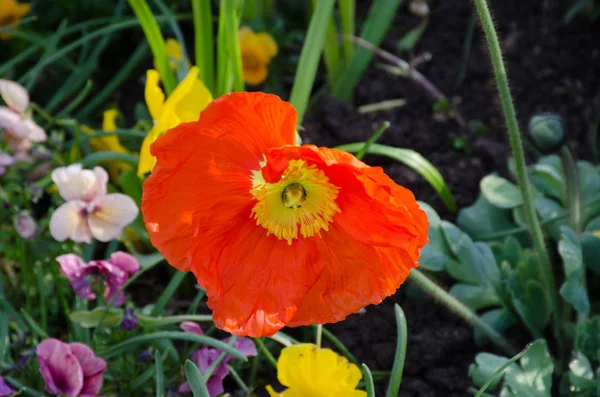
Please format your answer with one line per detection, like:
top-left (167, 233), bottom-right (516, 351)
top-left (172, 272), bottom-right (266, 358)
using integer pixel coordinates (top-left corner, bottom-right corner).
top-left (299, 0), bottom-right (600, 396)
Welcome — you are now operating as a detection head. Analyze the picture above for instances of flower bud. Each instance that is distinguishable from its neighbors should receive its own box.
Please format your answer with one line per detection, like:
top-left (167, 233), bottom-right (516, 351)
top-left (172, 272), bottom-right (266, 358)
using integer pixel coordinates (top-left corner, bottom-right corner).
top-left (527, 113), bottom-right (566, 154)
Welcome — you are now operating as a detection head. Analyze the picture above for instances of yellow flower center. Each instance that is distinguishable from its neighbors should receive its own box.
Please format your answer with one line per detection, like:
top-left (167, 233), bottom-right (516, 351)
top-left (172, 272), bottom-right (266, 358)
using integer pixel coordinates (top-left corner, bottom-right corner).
top-left (250, 159), bottom-right (340, 244)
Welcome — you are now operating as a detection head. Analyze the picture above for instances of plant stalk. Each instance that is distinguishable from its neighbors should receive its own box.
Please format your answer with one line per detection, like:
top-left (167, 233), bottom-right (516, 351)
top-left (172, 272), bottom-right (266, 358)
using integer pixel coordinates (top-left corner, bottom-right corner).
top-left (409, 269), bottom-right (517, 355)
top-left (472, 0), bottom-right (565, 364)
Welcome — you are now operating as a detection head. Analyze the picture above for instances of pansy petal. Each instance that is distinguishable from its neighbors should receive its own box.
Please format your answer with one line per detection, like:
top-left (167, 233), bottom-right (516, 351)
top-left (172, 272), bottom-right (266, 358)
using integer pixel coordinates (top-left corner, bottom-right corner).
top-left (108, 251), bottom-right (140, 274)
top-left (180, 321), bottom-right (204, 335)
top-left (69, 343), bottom-right (107, 377)
top-left (51, 164), bottom-right (108, 202)
top-left (142, 92), bottom-right (297, 273)
top-left (102, 109), bottom-right (119, 131)
top-left (0, 376), bottom-right (15, 397)
top-left (0, 79), bottom-right (29, 113)
top-left (78, 373), bottom-right (104, 397)
top-left (0, 106), bottom-right (23, 135)
top-left (163, 66), bottom-right (213, 123)
top-left (232, 337), bottom-right (257, 357)
top-left (88, 193), bottom-right (139, 241)
top-left (145, 69), bottom-right (164, 121)
top-left (56, 254), bottom-right (97, 300)
top-left (36, 339), bottom-right (84, 397)
top-left (49, 200), bottom-right (92, 243)
top-left (256, 32), bottom-right (278, 58)
top-left (242, 64), bottom-right (269, 86)
top-left (12, 119), bottom-right (46, 142)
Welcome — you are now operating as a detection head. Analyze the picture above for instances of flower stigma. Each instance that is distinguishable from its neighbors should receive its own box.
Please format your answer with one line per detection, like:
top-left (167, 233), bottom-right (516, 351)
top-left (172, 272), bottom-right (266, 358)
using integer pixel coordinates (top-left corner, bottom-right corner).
top-left (250, 159), bottom-right (340, 244)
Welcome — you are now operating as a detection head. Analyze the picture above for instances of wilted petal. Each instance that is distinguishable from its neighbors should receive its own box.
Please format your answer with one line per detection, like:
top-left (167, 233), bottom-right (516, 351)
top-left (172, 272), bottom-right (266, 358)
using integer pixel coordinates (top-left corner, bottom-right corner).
top-left (0, 376), bottom-right (15, 397)
top-left (0, 79), bottom-right (29, 114)
top-left (51, 164), bottom-right (108, 202)
top-left (15, 213), bottom-right (37, 240)
top-left (49, 200), bottom-right (92, 243)
top-left (88, 194), bottom-right (139, 242)
top-left (108, 251), bottom-right (140, 274)
top-left (97, 257), bottom-right (135, 306)
top-left (56, 254), bottom-right (97, 300)
top-left (36, 339), bottom-right (84, 397)
top-left (180, 321), bottom-right (204, 335)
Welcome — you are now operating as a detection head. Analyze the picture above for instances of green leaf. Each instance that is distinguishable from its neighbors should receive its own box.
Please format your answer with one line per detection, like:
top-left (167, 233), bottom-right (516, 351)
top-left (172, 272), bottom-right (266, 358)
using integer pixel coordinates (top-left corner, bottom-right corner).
top-left (530, 164), bottom-right (565, 204)
top-left (155, 351), bottom-right (165, 397)
top-left (70, 308), bottom-right (124, 328)
top-left (469, 353), bottom-right (511, 389)
top-left (576, 316), bottom-right (600, 361)
top-left (418, 202), bottom-right (453, 272)
top-left (458, 196), bottom-right (516, 240)
top-left (450, 284), bottom-right (499, 311)
top-left (336, 143), bottom-right (456, 212)
top-left (119, 169), bottom-right (143, 207)
top-left (581, 231), bottom-right (600, 276)
top-left (502, 340), bottom-right (553, 397)
top-left (560, 279), bottom-right (590, 315)
top-left (535, 197), bottom-right (564, 239)
top-left (568, 351), bottom-right (596, 391)
top-left (480, 174), bottom-right (523, 209)
top-left (185, 359), bottom-right (211, 397)
top-left (362, 364), bottom-right (376, 397)
top-left (386, 304), bottom-right (408, 397)
top-left (474, 308), bottom-right (518, 347)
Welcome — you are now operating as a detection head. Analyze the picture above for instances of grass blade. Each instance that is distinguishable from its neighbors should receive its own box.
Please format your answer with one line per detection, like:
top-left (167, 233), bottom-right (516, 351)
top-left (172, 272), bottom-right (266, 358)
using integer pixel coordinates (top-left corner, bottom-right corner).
top-left (336, 142), bottom-right (457, 212)
top-left (80, 151), bottom-right (140, 168)
top-left (386, 304), bottom-right (408, 397)
top-left (151, 271), bottom-right (187, 316)
top-left (155, 351), bottom-right (165, 397)
top-left (185, 359), bottom-right (211, 397)
top-left (339, 0), bottom-right (355, 59)
top-left (224, 0), bottom-right (244, 92)
top-left (474, 341), bottom-right (539, 397)
top-left (361, 364), bottom-right (376, 397)
top-left (313, 0), bottom-right (342, 83)
top-left (153, 0), bottom-right (190, 70)
top-left (332, 0), bottom-right (403, 101)
top-left (128, 0), bottom-right (177, 94)
top-left (191, 0), bottom-right (214, 93)
top-left (101, 332), bottom-right (248, 360)
top-left (356, 121), bottom-right (390, 160)
top-left (20, 310), bottom-right (48, 339)
top-left (289, 0), bottom-right (336, 124)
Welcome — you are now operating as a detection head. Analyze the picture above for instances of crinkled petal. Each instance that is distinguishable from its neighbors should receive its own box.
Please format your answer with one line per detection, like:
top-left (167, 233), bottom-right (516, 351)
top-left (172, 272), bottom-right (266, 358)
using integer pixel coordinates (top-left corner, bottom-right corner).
top-left (0, 79), bottom-right (29, 113)
top-left (88, 194), bottom-right (139, 242)
top-left (142, 92), bottom-right (297, 273)
top-left (51, 165), bottom-right (108, 202)
top-left (56, 254), bottom-right (97, 300)
top-left (277, 344), bottom-right (365, 396)
top-left (36, 339), bottom-right (84, 397)
top-left (49, 200), bottom-right (92, 243)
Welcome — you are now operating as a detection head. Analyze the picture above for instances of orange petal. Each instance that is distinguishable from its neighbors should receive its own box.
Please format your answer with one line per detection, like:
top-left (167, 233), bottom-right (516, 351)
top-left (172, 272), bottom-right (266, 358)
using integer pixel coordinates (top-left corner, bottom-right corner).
top-left (142, 92), bottom-right (297, 271)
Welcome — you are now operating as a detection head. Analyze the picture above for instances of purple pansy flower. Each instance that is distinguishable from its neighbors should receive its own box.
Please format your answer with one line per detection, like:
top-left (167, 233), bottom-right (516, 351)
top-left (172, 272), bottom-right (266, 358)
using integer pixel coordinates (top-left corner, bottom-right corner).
top-left (121, 306), bottom-right (138, 329)
top-left (36, 338), bottom-right (107, 397)
top-left (15, 213), bottom-right (37, 240)
top-left (56, 251), bottom-right (140, 306)
top-left (178, 322), bottom-right (257, 396)
top-left (0, 376), bottom-right (15, 397)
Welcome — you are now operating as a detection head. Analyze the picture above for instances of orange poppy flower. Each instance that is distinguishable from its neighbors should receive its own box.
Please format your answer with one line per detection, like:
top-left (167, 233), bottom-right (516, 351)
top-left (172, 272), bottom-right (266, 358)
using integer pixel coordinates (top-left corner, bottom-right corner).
top-left (141, 92), bottom-right (428, 337)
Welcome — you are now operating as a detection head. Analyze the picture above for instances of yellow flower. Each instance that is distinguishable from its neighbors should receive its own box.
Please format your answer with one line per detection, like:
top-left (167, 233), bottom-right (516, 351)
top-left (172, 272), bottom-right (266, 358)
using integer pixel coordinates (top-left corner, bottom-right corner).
top-left (82, 109), bottom-right (131, 180)
top-left (138, 66), bottom-right (212, 177)
top-left (266, 344), bottom-right (367, 397)
top-left (153, 38), bottom-right (189, 71)
top-left (239, 26), bottom-right (278, 86)
top-left (0, 0), bottom-right (30, 40)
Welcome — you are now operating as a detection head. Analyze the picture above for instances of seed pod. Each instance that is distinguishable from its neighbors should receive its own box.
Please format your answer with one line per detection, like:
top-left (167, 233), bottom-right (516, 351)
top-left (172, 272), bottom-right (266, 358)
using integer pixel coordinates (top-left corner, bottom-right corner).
top-left (528, 113), bottom-right (566, 154)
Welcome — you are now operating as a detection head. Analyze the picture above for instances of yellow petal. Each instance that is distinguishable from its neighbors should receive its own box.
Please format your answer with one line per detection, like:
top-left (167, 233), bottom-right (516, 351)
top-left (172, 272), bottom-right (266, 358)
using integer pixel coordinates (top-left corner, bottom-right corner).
top-left (0, 0), bottom-right (31, 39)
top-left (243, 64), bottom-right (269, 86)
top-left (256, 32), bottom-right (278, 59)
top-left (137, 124), bottom-right (162, 178)
top-left (145, 69), bottom-right (165, 121)
top-left (265, 385), bottom-right (283, 397)
top-left (102, 109), bottom-right (119, 131)
top-left (277, 344), bottom-right (365, 396)
top-left (165, 38), bottom-right (183, 61)
top-left (163, 66), bottom-right (213, 123)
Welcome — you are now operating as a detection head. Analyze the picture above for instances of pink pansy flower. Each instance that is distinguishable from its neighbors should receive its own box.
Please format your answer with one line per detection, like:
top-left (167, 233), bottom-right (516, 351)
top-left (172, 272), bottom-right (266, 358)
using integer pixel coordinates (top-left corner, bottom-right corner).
top-left (36, 338), bottom-right (107, 397)
top-left (178, 322), bottom-right (257, 396)
top-left (0, 376), bottom-right (15, 397)
top-left (56, 251), bottom-right (140, 306)
top-left (49, 164), bottom-right (139, 243)
top-left (0, 79), bottom-right (46, 152)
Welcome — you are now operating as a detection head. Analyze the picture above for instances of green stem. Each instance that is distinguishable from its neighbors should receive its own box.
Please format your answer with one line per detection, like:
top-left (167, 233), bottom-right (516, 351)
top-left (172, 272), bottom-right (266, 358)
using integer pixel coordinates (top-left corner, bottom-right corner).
top-left (409, 269), bottom-right (517, 355)
top-left (472, 0), bottom-right (565, 364)
top-left (315, 324), bottom-right (323, 348)
top-left (254, 338), bottom-right (278, 369)
top-left (560, 147), bottom-right (582, 233)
